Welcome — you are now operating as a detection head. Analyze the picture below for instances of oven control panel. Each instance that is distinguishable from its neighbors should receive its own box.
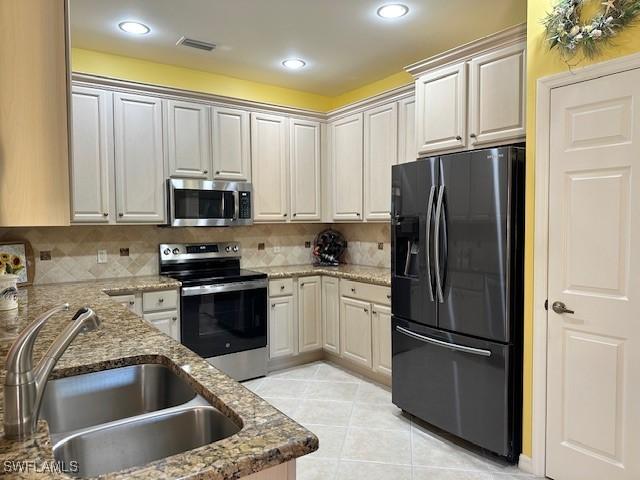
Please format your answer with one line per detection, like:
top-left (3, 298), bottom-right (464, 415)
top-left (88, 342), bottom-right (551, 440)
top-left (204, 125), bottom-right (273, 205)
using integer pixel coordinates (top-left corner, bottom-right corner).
top-left (159, 243), bottom-right (241, 262)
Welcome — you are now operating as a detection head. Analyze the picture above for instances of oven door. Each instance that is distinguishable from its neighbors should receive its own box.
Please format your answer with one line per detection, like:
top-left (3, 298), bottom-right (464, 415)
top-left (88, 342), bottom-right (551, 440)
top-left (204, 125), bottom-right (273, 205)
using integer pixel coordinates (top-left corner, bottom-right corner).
top-left (168, 178), bottom-right (253, 227)
top-left (180, 279), bottom-right (267, 358)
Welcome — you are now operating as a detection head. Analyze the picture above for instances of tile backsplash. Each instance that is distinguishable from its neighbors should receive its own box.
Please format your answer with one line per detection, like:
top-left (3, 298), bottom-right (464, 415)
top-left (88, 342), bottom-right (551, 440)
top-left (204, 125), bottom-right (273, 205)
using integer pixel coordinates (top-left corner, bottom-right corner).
top-left (0, 223), bottom-right (390, 284)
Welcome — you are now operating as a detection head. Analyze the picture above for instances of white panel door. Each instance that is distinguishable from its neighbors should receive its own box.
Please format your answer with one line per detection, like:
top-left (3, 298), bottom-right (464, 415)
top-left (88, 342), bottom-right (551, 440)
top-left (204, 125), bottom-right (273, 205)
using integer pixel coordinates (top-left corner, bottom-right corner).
top-left (113, 92), bottom-right (166, 223)
top-left (166, 100), bottom-right (211, 179)
top-left (70, 86), bottom-right (113, 223)
top-left (547, 68), bottom-right (640, 480)
top-left (372, 304), bottom-right (392, 376)
top-left (398, 96), bottom-right (416, 164)
top-left (340, 296), bottom-right (372, 368)
top-left (143, 311), bottom-right (180, 341)
top-left (251, 112), bottom-right (289, 222)
top-left (468, 43), bottom-right (526, 147)
top-left (290, 118), bottom-right (321, 221)
top-left (415, 62), bottom-right (467, 155)
top-left (212, 106), bottom-right (251, 181)
top-left (364, 102), bottom-right (398, 221)
top-left (322, 276), bottom-right (340, 355)
top-left (331, 113), bottom-right (363, 221)
top-left (298, 276), bottom-right (322, 353)
top-left (269, 295), bottom-right (296, 358)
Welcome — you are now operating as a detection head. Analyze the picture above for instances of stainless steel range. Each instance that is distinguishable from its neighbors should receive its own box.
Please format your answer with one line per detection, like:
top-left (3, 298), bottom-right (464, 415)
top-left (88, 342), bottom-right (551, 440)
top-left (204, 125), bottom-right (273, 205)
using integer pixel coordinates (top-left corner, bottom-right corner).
top-left (159, 243), bottom-right (267, 381)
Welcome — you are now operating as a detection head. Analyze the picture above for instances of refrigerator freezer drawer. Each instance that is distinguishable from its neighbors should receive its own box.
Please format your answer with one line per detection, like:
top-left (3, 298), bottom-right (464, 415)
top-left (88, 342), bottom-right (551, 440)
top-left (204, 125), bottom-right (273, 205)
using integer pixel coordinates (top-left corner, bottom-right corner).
top-left (391, 317), bottom-right (518, 460)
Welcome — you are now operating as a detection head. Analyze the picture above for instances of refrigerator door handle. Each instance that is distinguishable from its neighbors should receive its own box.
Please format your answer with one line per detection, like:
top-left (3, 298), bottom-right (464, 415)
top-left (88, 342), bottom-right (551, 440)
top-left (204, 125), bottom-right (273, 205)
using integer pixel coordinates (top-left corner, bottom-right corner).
top-left (425, 186), bottom-right (436, 301)
top-left (433, 185), bottom-right (445, 303)
top-left (395, 326), bottom-right (492, 357)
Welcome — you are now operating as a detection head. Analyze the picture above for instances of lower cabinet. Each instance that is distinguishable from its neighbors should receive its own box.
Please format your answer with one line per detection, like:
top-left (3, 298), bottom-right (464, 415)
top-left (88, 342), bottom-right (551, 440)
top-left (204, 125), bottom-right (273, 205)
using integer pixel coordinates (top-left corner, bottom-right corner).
top-left (372, 304), bottom-right (392, 376)
top-left (321, 277), bottom-right (340, 354)
top-left (108, 289), bottom-right (180, 341)
top-left (143, 310), bottom-right (180, 341)
top-left (269, 295), bottom-right (296, 358)
top-left (298, 276), bottom-right (322, 353)
top-left (340, 296), bottom-right (373, 369)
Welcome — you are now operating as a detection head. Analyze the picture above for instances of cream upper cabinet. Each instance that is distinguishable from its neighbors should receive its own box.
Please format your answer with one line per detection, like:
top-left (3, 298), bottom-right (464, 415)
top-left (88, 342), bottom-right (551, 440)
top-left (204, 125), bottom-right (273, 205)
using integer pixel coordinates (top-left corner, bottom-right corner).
top-left (340, 296), bottom-right (373, 368)
top-left (398, 96), bottom-right (416, 164)
top-left (70, 86), bottom-right (113, 223)
top-left (113, 92), bottom-right (166, 223)
top-left (290, 118), bottom-right (321, 221)
top-left (212, 106), bottom-right (251, 181)
top-left (251, 112), bottom-right (289, 222)
top-left (364, 103), bottom-right (398, 221)
top-left (269, 295), bottom-right (296, 358)
top-left (166, 99), bottom-right (211, 179)
top-left (322, 276), bottom-right (340, 355)
top-left (415, 61), bottom-right (467, 155)
top-left (468, 42), bottom-right (526, 147)
top-left (372, 304), bottom-right (392, 377)
top-left (298, 276), bottom-right (322, 353)
top-left (331, 113), bottom-right (363, 221)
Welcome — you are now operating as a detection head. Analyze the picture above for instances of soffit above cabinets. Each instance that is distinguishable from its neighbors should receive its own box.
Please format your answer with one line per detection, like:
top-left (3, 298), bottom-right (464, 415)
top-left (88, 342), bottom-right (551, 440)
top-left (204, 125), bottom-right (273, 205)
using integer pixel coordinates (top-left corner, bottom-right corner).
top-left (69, 0), bottom-right (526, 97)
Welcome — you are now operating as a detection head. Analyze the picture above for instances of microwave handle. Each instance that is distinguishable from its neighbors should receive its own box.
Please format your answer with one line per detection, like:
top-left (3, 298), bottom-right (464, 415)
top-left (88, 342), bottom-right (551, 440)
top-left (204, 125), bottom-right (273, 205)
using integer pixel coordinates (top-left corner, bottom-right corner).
top-left (233, 190), bottom-right (239, 221)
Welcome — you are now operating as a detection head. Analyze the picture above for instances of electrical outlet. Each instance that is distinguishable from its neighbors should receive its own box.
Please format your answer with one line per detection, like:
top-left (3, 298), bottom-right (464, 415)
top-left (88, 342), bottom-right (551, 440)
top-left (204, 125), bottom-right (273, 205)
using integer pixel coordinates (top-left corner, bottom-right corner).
top-left (258, 243), bottom-right (265, 251)
top-left (305, 241), bottom-right (311, 248)
top-left (119, 248), bottom-right (130, 257)
top-left (97, 250), bottom-right (108, 264)
top-left (39, 250), bottom-right (52, 261)
top-left (378, 243), bottom-right (384, 250)
top-left (273, 246), bottom-right (281, 253)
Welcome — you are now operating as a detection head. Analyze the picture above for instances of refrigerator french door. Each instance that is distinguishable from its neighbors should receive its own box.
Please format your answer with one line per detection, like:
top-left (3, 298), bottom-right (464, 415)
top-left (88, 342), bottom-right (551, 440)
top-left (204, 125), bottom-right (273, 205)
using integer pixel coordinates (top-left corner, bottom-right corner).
top-left (391, 146), bottom-right (524, 462)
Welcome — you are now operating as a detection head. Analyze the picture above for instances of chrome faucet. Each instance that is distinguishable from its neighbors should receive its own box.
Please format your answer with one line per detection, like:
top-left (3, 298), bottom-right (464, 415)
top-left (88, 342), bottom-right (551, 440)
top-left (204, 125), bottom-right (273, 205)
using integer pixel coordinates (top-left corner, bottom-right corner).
top-left (3, 304), bottom-right (101, 439)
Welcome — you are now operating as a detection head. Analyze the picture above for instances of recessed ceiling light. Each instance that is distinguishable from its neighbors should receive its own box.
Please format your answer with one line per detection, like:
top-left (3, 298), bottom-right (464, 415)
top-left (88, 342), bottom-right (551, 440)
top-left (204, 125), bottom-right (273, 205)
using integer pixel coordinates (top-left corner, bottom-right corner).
top-left (118, 21), bottom-right (150, 35)
top-left (282, 58), bottom-right (306, 70)
top-left (377, 4), bottom-right (409, 18)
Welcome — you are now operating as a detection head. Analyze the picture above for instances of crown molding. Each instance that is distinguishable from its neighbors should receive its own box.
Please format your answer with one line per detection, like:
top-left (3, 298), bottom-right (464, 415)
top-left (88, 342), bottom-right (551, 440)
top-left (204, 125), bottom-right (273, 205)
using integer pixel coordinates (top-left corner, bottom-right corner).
top-left (72, 72), bottom-right (328, 120)
top-left (326, 83), bottom-right (414, 121)
top-left (404, 23), bottom-right (527, 77)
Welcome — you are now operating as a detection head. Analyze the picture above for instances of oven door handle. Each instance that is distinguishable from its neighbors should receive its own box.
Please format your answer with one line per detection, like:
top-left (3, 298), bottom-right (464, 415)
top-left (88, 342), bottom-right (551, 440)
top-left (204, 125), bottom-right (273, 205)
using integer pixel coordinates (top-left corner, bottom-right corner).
top-left (182, 279), bottom-right (268, 296)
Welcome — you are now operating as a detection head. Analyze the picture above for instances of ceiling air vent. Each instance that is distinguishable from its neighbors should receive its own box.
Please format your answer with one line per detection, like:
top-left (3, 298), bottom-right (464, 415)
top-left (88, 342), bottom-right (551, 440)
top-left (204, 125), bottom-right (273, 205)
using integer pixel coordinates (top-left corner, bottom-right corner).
top-left (176, 36), bottom-right (216, 52)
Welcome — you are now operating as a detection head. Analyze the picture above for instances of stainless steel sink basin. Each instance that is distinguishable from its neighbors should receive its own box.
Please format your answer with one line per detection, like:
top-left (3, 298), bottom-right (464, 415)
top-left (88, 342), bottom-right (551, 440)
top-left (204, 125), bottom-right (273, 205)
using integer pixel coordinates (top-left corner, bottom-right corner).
top-left (40, 364), bottom-right (196, 434)
top-left (52, 405), bottom-right (240, 478)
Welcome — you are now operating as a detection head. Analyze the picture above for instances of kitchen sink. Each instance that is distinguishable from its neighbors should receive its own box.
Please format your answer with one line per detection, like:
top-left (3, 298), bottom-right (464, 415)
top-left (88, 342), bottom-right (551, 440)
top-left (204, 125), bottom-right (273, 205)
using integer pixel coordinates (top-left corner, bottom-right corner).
top-left (52, 405), bottom-right (240, 478)
top-left (40, 364), bottom-right (197, 435)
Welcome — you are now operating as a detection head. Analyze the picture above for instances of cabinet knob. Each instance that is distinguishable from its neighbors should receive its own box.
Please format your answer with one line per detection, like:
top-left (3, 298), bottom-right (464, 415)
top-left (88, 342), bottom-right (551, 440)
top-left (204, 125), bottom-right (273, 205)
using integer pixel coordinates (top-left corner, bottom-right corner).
top-left (271, 303), bottom-right (276, 308)
top-left (203, 169), bottom-right (209, 174)
top-left (215, 171), bottom-right (220, 175)
top-left (364, 308), bottom-right (369, 313)
top-left (351, 288), bottom-right (356, 293)
top-left (118, 213), bottom-right (124, 217)
top-left (172, 317), bottom-right (177, 322)
top-left (103, 212), bottom-right (109, 217)
top-left (280, 285), bottom-right (285, 290)
top-left (129, 300), bottom-right (135, 305)
top-left (356, 213), bottom-right (361, 217)
top-left (372, 310), bottom-right (377, 315)
top-left (158, 298), bottom-right (164, 303)
top-left (293, 213), bottom-right (297, 217)
top-left (455, 136), bottom-right (462, 141)
top-left (283, 213), bottom-right (288, 217)
top-left (470, 133), bottom-right (477, 138)
top-left (387, 294), bottom-right (391, 300)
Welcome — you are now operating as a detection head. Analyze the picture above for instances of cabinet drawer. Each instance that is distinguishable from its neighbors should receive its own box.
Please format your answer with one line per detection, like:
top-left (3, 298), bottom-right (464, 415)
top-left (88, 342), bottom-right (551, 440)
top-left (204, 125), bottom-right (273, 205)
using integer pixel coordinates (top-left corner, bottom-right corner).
top-left (340, 279), bottom-right (391, 306)
top-left (142, 289), bottom-right (178, 312)
top-left (269, 278), bottom-right (294, 297)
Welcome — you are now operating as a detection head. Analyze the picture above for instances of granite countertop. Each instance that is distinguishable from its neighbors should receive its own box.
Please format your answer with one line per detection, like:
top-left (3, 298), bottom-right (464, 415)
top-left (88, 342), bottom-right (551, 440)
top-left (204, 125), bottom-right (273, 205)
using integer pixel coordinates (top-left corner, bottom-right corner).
top-left (0, 276), bottom-right (317, 479)
top-left (254, 264), bottom-right (391, 287)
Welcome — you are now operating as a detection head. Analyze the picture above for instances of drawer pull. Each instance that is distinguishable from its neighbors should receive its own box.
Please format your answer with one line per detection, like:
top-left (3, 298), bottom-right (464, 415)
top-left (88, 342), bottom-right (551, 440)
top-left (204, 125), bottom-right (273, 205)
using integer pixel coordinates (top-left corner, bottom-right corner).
top-left (172, 317), bottom-right (177, 322)
top-left (280, 285), bottom-right (285, 290)
top-left (271, 303), bottom-right (276, 308)
top-left (386, 294), bottom-right (391, 300)
top-left (158, 298), bottom-right (164, 303)
top-left (395, 326), bottom-right (491, 357)
top-left (364, 308), bottom-right (369, 313)
top-left (351, 288), bottom-right (356, 293)
top-left (129, 300), bottom-right (135, 306)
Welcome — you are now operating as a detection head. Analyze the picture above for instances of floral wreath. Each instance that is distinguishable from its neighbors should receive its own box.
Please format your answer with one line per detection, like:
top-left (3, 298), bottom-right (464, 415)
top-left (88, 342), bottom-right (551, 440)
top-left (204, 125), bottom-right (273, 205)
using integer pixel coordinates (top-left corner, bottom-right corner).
top-left (544, 0), bottom-right (640, 61)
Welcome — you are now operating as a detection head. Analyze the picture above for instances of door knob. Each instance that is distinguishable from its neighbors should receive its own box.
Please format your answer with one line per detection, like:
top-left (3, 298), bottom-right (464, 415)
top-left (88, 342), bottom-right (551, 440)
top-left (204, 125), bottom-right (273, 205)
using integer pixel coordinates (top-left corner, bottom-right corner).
top-left (552, 301), bottom-right (574, 315)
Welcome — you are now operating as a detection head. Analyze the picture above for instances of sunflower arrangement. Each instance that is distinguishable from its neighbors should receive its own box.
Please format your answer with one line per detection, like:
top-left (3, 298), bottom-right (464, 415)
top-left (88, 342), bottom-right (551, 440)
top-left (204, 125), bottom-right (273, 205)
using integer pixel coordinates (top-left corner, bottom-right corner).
top-left (0, 252), bottom-right (25, 276)
top-left (544, 0), bottom-right (640, 60)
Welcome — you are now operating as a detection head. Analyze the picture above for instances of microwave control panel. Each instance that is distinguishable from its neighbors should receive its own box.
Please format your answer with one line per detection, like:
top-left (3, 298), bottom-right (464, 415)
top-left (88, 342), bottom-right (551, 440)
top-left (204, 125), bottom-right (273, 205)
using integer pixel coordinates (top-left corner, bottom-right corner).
top-left (239, 191), bottom-right (252, 219)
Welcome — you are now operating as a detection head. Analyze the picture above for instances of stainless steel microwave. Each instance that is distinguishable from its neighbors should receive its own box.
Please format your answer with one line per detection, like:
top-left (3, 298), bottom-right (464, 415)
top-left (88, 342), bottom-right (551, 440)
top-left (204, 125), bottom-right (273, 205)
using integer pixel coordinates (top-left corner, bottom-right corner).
top-left (166, 179), bottom-right (253, 227)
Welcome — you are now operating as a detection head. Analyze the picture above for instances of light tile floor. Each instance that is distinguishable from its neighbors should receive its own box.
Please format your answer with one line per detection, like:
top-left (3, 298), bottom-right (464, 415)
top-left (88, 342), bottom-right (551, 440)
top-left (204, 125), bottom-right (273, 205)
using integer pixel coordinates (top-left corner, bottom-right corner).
top-left (243, 361), bottom-right (542, 480)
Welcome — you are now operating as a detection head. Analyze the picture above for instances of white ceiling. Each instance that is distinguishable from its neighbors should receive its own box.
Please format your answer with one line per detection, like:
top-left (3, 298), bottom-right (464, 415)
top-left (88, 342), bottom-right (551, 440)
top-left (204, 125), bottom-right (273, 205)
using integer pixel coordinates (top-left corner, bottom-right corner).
top-left (70, 0), bottom-right (526, 97)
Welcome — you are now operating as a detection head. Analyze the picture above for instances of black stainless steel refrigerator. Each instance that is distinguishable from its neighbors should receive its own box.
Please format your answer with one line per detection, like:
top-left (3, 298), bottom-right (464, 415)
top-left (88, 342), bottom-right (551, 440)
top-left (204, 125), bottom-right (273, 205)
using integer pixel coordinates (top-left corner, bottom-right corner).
top-left (391, 145), bottom-right (524, 462)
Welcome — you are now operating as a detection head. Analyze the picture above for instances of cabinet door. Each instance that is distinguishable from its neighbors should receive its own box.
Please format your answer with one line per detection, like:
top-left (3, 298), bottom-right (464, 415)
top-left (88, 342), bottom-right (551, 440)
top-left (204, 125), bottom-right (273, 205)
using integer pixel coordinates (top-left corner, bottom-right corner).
top-left (166, 99), bottom-right (211, 178)
top-left (290, 118), bottom-right (321, 221)
top-left (398, 96), bottom-right (416, 164)
top-left (331, 113), bottom-right (363, 221)
top-left (340, 296), bottom-right (372, 368)
top-left (372, 304), bottom-right (392, 376)
top-left (415, 61), bottom-right (467, 155)
top-left (468, 43), bottom-right (526, 147)
top-left (269, 295), bottom-right (295, 358)
top-left (70, 86), bottom-right (113, 223)
top-left (364, 103), bottom-right (398, 221)
top-left (251, 112), bottom-right (289, 222)
top-left (113, 92), bottom-right (166, 223)
top-left (143, 310), bottom-right (180, 341)
top-left (298, 276), bottom-right (322, 352)
top-left (212, 107), bottom-right (251, 181)
top-left (322, 276), bottom-right (340, 355)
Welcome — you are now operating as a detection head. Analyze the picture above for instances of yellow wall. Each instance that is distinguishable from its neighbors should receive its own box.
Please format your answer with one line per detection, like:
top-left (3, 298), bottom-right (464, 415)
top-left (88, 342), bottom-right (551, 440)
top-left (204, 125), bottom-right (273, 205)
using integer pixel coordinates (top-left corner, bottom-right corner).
top-left (522, 0), bottom-right (640, 458)
top-left (72, 48), bottom-right (414, 113)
